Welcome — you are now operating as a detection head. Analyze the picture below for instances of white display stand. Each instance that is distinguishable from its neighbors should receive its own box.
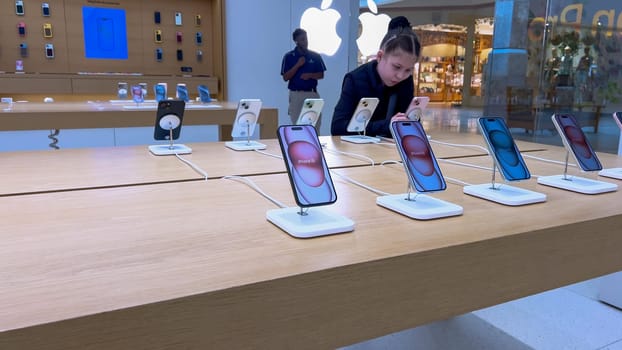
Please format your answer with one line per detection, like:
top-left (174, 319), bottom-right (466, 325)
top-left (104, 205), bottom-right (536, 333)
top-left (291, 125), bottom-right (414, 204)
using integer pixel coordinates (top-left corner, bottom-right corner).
top-left (225, 140), bottom-right (266, 151)
top-left (376, 193), bottom-right (463, 220)
top-left (148, 114), bottom-right (191, 156)
top-left (598, 168), bottom-right (622, 180)
top-left (537, 174), bottom-right (617, 194)
top-left (340, 135), bottom-right (381, 144)
top-left (464, 183), bottom-right (546, 206)
top-left (266, 207), bottom-right (354, 238)
top-left (122, 104), bottom-right (157, 110)
top-left (148, 144), bottom-right (192, 155)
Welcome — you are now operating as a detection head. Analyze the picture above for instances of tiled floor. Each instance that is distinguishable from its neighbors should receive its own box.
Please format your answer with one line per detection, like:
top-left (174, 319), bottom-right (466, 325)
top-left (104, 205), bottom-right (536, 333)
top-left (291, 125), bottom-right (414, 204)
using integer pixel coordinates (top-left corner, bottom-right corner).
top-left (341, 104), bottom-right (622, 350)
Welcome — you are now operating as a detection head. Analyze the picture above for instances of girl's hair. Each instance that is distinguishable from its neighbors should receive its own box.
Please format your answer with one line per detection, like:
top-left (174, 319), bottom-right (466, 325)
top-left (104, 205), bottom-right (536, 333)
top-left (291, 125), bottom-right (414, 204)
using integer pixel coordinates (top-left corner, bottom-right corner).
top-left (380, 27), bottom-right (421, 59)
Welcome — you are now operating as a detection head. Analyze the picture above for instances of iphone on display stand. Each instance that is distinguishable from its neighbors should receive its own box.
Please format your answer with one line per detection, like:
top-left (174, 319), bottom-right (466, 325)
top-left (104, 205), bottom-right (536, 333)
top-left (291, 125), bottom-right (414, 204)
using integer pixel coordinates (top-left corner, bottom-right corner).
top-left (598, 112), bottom-right (622, 180)
top-left (225, 99), bottom-right (266, 151)
top-left (154, 11), bottom-right (161, 24)
top-left (405, 96), bottom-right (430, 121)
top-left (16, 1), bottom-right (24, 15)
top-left (175, 12), bottom-right (182, 26)
top-left (340, 97), bottom-right (381, 144)
top-left (19, 43), bottom-right (28, 57)
top-left (45, 44), bottom-right (54, 59)
top-left (537, 114), bottom-right (617, 193)
top-left (376, 119), bottom-right (463, 220)
top-left (18, 22), bottom-right (26, 36)
top-left (463, 117), bottom-right (546, 206)
top-left (148, 100), bottom-right (191, 155)
top-left (154, 29), bottom-right (162, 43)
top-left (43, 23), bottom-right (53, 38)
top-left (42, 3), bottom-right (50, 16)
top-left (295, 98), bottom-right (324, 127)
top-left (155, 48), bottom-right (163, 62)
top-left (267, 124), bottom-right (354, 238)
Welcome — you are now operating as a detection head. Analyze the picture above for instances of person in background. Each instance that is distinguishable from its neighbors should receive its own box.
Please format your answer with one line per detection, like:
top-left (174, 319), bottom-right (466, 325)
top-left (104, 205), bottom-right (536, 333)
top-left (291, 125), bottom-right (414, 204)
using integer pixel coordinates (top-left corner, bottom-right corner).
top-left (388, 15), bottom-right (411, 31)
top-left (330, 26), bottom-right (421, 137)
top-left (281, 28), bottom-right (326, 131)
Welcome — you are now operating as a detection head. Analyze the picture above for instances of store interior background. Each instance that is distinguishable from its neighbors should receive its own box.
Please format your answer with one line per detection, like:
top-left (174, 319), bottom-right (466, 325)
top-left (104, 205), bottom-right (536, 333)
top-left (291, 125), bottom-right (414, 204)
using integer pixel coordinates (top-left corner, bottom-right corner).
top-left (228, 0), bottom-right (621, 153)
top-left (3, 0), bottom-right (620, 154)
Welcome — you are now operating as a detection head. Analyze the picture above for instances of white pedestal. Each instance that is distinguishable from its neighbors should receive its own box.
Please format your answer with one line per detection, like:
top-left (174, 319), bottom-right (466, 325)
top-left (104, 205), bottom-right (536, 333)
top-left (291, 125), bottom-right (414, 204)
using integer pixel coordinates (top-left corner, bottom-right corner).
top-left (598, 168), bottom-right (622, 180)
top-left (225, 140), bottom-right (266, 151)
top-left (463, 183), bottom-right (546, 206)
top-left (376, 193), bottom-right (463, 220)
top-left (266, 207), bottom-right (354, 238)
top-left (537, 174), bottom-right (618, 194)
top-left (148, 144), bottom-right (192, 155)
top-left (340, 135), bottom-right (381, 144)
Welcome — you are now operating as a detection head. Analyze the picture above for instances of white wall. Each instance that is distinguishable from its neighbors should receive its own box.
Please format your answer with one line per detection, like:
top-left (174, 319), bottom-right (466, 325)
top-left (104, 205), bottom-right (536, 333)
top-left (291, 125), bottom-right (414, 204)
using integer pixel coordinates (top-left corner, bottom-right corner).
top-left (225, 0), bottom-right (359, 136)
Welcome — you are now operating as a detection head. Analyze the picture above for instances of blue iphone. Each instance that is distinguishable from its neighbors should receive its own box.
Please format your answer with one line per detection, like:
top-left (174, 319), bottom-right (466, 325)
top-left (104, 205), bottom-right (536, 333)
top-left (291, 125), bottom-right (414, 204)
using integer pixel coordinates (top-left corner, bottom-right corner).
top-left (478, 117), bottom-right (530, 181)
top-left (552, 113), bottom-right (602, 171)
top-left (277, 125), bottom-right (337, 207)
top-left (390, 120), bottom-right (446, 192)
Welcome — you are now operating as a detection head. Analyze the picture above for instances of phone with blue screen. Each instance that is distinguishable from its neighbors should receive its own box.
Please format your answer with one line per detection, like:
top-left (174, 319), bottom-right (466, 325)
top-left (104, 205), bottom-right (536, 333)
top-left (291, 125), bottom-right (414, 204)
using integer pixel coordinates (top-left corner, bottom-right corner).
top-left (390, 120), bottom-right (446, 192)
top-left (551, 113), bottom-right (602, 171)
top-left (277, 125), bottom-right (337, 207)
top-left (478, 117), bottom-right (530, 181)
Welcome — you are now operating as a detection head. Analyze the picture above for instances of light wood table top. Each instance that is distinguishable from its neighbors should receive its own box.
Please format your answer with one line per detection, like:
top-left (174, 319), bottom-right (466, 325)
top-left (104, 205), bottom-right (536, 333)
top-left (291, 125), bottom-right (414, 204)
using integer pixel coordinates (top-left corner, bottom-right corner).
top-left (0, 100), bottom-right (279, 140)
top-left (2, 163), bottom-right (622, 349)
top-left (0, 134), bottom-right (524, 197)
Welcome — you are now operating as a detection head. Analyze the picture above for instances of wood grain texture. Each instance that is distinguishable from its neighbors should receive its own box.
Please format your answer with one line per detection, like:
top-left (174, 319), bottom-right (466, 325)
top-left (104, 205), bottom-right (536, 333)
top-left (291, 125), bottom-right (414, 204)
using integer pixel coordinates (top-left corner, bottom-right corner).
top-left (1, 158), bottom-right (622, 349)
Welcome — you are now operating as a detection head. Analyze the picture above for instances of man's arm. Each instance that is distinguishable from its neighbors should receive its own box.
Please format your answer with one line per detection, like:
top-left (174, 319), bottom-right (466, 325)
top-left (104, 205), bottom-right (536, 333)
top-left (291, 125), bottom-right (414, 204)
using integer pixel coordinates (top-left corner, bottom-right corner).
top-left (282, 57), bottom-right (305, 81)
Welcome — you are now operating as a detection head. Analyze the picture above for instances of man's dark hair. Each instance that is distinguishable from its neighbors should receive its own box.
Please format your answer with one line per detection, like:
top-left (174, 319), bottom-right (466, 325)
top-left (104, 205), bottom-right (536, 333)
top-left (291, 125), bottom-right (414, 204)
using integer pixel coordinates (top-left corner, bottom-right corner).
top-left (292, 28), bottom-right (307, 41)
top-left (388, 16), bottom-right (411, 31)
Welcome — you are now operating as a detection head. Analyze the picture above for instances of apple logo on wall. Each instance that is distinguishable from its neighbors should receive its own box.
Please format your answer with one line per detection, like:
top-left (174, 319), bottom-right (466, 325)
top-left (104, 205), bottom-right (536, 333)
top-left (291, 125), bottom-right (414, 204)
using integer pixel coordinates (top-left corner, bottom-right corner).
top-left (357, 0), bottom-right (391, 60)
top-left (300, 0), bottom-right (342, 56)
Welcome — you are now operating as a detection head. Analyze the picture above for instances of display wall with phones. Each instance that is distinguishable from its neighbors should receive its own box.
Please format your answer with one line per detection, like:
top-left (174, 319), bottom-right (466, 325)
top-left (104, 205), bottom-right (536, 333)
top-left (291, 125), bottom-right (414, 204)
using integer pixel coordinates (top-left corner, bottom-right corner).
top-left (0, 0), bottom-right (225, 100)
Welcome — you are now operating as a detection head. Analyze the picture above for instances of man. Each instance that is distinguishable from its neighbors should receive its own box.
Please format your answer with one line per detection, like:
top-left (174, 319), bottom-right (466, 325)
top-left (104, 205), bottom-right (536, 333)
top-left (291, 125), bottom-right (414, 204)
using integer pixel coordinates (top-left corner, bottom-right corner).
top-left (281, 28), bottom-right (326, 131)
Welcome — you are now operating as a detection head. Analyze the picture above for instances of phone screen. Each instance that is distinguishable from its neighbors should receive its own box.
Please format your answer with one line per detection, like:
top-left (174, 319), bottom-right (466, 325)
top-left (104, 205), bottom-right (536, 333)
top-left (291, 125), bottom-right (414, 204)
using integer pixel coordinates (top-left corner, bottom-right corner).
top-left (390, 120), bottom-right (446, 192)
top-left (154, 100), bottom-right (185, 140)
top-left (552, 114), bottom-right (602, 171)
top-left (478, 117), bottom-right (530, 181)
top-left (42, 3), bottom-right (50, 16)
top-left (613, 112), bottom-right (622, 130)
top-left (277, 125), bottom-right (337, 207)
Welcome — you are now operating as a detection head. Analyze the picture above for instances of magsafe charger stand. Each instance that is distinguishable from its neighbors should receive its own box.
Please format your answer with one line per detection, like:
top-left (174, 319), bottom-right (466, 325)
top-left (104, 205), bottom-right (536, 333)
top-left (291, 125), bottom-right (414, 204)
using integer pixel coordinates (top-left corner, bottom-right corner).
top-left (463, 162), bottom-right (546, 206)
top-left (266, 206), bottom-right (354, 238)
top-left (225, 119), bottom-right (266, 151)
top-left (537, 151), bottom-right (617, 194)
top-left (148, 121), bottom-right (192, 156)
top-left (376, 183), bottom-right (463, 220)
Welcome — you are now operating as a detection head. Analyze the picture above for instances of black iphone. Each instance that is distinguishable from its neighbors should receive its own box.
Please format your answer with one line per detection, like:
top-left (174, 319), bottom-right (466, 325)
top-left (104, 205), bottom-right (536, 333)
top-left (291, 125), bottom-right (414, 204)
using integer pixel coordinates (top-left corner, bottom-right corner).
top-left (478, 117), bottom-right (531, 181)
top-left (154, 100), bottom-right (185, 140)
top-left (390, 119), bottom-right (446, 192)
top-left (277, 124), bottom-right (337, 207)
top-left (551, 113), bottom-right (602, 171)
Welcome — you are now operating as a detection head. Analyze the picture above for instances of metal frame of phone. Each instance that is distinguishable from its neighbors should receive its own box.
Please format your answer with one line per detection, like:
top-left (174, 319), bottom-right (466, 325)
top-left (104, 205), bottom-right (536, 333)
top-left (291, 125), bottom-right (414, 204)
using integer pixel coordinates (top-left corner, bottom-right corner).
top-left (537, 114), bottom-right (617, 194)
top-left (463, 117), bottom-right (546, 206)
top-left (148, 102), bottom-right (191, 156)
top-left (295, 98), bottom-right (324, 127)
top-left (598, 112), bottom-right (622, 179)
top-left (225, 99), bottom-right (266, 151)
top-left (340, 98), bottom-right (381, 144)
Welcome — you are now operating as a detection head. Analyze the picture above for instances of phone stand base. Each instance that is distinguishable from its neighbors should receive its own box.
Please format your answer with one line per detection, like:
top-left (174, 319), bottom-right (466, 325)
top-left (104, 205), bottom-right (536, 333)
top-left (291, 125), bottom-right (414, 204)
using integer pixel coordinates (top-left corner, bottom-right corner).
top-left (537, 174), bottom-right (618, 194)
top-left (123, 104), bottom-right (157, 110)
top-left (340, 135), bottom-right (381, 144)
top-left (225, 140), bottom-right (267, 151)
top-left (148, 144), bottom-right (192, 156)
top-left (376, 194), bottom-right (463, 220)
top-left (463, 183), bottom-right (547, 206)
top-left (598, 167), bottom-right (622, 180)
top-left (266, 207), bottom-right (354, 238)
